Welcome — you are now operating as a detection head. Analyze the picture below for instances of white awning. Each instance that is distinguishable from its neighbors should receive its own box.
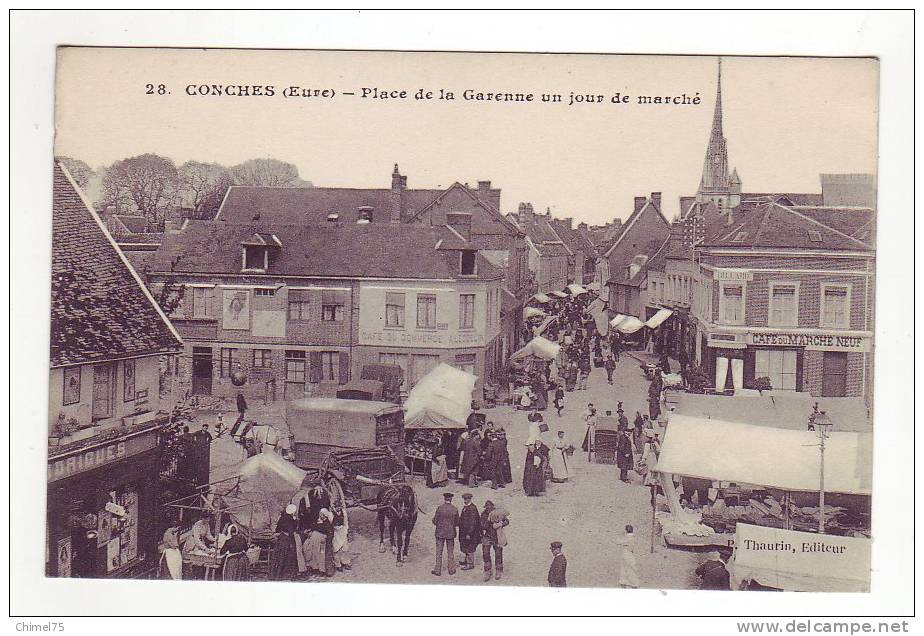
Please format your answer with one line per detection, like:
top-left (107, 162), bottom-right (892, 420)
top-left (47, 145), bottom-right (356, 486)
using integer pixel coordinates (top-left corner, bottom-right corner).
top-left (566, 283), bottom-right (589, 296)
top-left (510, 336), bottom-right (561, 362)
top-left (524, 306), bottom-right (547, 320)
top-left (609, 314), bottom-right (645, 334)
top-left (645, 308), bottom-right (673, 329)
top-left (549, 290), bottom-right (568, 298)
top-left (656, 414), bottom-right (872, 495)
top-left (531, 293), bottom-right (552, 304)
top-left (586, 281), bottom-right (601, 291)
top-left (733, 523), bottom-right (870, 592)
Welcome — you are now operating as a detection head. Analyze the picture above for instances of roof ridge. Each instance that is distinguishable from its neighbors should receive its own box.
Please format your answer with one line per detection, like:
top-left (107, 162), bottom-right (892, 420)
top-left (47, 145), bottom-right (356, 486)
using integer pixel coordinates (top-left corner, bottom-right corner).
top-left (770, 201), bottom-right (872, 249)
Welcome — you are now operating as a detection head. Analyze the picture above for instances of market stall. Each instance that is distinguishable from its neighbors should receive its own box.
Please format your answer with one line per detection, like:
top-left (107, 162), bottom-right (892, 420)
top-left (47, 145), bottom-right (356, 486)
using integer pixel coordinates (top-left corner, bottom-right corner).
top-left (403, 363), bottom-right (477, 478)
top-left (653, 414), bottom-right (872, 547)
top-left (732, 523), bottom-right (871, 592)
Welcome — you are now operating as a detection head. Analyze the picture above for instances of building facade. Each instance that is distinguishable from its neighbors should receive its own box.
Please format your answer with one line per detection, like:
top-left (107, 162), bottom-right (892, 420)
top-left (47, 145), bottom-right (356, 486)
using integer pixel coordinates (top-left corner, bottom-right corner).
top-left (141, 222), bottom-right (504, 400)
top-left (48, 163), bottom-right (183, 579)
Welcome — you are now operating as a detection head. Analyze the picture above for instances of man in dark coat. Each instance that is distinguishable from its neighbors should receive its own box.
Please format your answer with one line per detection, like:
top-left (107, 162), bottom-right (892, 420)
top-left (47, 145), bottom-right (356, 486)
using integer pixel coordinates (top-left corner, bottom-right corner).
top-left (695, 551), bottom-right (731, 590)
top-left (616, 429), bottom-right (634, 482)
top-left (548, 541), bottom-right (567, 587)
top-left (659, 351), bottom-right (672, 374)
top-left (231, 391), bottom-right (248, 438)
top-left (617, 405), bottom-right (629, 431)
top-left (458, 493), bottom-right (482, 570)
top-left (461, 430), bottom-right (483, 486)
top-left (432, 493), bottom-right (460, 576)
top-left (603, 355), bottom-right (616, 384)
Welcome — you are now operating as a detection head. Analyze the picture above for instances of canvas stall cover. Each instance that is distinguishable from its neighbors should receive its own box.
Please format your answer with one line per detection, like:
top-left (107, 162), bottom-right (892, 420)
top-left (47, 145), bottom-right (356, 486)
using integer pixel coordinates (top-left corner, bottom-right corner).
top-left (567, 283), bottom-right (589, 296)
top-left (232, 452), bottom-right (307, 537)
top-left (509, 336), bottom-right (561, 362)
top-left (656, 415), bottom-right (872, 495)
top-left (587, 297), bottom-right (610, 335)
top-left (645, 308), bottom-right (673, 329)
top-left (733, 523), bottom-right (870, 592)
top-left (404, 363), bottom-right (476, 430)
top-left (610, 314), bottom-right (645, 334)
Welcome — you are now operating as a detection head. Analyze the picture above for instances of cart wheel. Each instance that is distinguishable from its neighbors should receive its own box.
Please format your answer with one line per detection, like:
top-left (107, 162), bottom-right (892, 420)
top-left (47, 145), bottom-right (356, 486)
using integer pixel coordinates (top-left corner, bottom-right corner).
top-left (324, 475), bottom-right (348, 528)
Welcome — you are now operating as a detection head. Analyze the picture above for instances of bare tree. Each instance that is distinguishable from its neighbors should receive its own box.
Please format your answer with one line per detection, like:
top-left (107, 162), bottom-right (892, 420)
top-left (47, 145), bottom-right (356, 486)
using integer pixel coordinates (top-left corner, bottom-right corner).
top-left (55, 156), bottom-right (94, 188)
top-left (178, 160), bottom-right (233, 219)
top-left (100, 154), bottom-right (179, 228)
top-left (230, 158), bottom-right (306, 187)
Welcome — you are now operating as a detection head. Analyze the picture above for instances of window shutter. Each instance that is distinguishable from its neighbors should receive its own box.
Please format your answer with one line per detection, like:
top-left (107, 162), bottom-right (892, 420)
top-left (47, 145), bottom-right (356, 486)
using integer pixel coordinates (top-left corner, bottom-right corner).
top-left (339, 352), bottom-right (350, 384)
top-left (309, 352), bottom-right (322, 383)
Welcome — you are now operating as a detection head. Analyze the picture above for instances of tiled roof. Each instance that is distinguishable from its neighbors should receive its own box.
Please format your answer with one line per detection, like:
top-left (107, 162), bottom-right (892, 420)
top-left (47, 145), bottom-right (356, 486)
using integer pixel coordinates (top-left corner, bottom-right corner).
top-left (51, 163), bottom-right (182, 367)
top-left (142, 221), bottom-right (504, 281)
top-left (550, 219), bottom-right (597, 255)
top-left (603, 196), bottom-right (670, 259)
top-left (216, 185), bottom-right (445, 225)
top-left (700, 201), bottom-right (874, 250)
top-left (407, 182), bottom-right (520, 236)
top-left (111, 214), bottom-right (149, 233)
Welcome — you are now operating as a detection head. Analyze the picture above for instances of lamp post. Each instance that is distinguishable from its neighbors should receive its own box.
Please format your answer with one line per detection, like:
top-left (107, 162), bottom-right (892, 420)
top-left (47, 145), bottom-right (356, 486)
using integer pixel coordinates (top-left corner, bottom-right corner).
top-left (813, 409), bottom-right (834, 534)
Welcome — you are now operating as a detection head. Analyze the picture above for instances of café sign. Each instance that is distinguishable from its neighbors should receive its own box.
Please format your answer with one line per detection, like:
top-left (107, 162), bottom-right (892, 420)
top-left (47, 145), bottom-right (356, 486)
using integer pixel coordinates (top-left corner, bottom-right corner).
top-left (48, 430), bottom-right (158, 482)
top-left (713, 268), bottom-right (753, 282)
top-left (750, 332), bottom-right (870, 352)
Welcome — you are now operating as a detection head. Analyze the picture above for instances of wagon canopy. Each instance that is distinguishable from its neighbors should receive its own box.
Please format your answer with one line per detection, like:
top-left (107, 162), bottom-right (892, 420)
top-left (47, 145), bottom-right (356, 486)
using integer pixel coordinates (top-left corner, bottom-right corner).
top-left (230, 452), bottom-right (307, 537)
top-left (405, 363), bottom-right (476, 430)
top-left (336, 379), bottom-right (385, 401)
top-left (656, 414), bottom-right (872, 495)
top-left (287, 398), bottom-right (403, 442)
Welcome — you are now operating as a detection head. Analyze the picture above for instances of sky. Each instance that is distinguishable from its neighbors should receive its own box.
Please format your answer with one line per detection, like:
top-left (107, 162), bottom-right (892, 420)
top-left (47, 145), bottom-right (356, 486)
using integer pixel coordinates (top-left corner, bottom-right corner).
top-left (54, 48), bottom-right (879, 224)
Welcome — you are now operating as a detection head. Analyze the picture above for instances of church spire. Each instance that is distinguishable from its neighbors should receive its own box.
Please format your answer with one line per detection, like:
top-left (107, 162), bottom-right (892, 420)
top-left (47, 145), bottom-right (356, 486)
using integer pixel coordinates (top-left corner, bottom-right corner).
top-left (698, 56), bottom-right (738, 204)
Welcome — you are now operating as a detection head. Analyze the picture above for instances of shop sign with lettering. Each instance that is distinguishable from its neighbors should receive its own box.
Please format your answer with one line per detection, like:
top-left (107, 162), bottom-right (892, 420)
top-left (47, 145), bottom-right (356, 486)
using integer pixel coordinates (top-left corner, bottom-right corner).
top-left (749, 332), bottom-right (870, 352)
top-left (713, 268), bottom-right (753, 282)
top-left (48, 431), bottom-right (158, 482)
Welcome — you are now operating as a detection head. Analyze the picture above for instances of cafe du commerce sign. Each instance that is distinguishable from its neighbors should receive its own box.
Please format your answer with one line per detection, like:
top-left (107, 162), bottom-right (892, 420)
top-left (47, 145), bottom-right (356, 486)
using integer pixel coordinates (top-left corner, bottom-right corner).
top-left (48, 430), bottom-right (159, 483)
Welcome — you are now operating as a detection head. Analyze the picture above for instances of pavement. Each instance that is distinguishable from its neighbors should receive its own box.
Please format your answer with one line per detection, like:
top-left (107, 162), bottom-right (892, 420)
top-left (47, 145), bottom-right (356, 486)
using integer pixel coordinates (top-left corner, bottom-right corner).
top-left (194, 353), bottom-right (704, 589)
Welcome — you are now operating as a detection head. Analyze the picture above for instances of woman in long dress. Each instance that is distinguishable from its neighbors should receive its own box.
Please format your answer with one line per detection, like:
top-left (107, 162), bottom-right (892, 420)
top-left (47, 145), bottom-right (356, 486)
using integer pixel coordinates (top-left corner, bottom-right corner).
top-left (219, 525), bottom-right (251, 581)
top-left (159, 527), bottom-right (183, 580)
top-left (616, 525), bottom-right (640, 588)
top-left (522, 444), bottom-right (543, 496)
top-left (269, 505), bottom-right (300, 581)
top-left (304, 508), bottom-right (336, 576)
top-left (549, 431), bottom-right (571, 483)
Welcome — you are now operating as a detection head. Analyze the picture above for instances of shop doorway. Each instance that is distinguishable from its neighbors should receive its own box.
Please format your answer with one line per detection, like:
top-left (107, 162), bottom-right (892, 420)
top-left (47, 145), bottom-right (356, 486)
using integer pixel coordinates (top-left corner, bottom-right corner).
top-left (821, 351), bottom-right (848, 397)
top-left (191, 347), bottom-right (213, 396)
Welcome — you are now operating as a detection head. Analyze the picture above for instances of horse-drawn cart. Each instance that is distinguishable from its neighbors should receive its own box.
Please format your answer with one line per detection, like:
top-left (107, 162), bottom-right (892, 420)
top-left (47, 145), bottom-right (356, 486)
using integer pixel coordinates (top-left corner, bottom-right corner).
top-left (301, 446), bottom-right (406, 517)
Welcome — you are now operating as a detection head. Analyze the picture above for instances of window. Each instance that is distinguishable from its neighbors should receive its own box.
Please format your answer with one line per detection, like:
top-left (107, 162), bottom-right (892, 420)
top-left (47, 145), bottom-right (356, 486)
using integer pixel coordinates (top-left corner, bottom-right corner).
top-left (379, 353), bottom-right (409, 389)
top-left (254, 288), bottom-right (275, 297)
top-left (191, 287), bottom-right (215, 318)
top-left (460, 250), bottom-right (477, 275)
top-left (417, 294), bottom-right (437, 329)
top-left (719, 283), bottom-right (744, 324)
top-left (821, 284), bottom-right (850, 329)
top-left (285, 350), bottom-right (306, 383)
top-left (769, 283), bottom-right (798, 326)
top-left (253, 349), bottom-right (272, 368)
top-left (92, 363), bottom-right (115, 420)
top-left (321, 304), bottom-right (344, 322)
top-left (122, 359), bottom-right (136, 402)
top-left (288, 290), bottom-right (310, 321)
top-left (455, 353), bottom-right (477, 375)
top-left (319, 352), bottom-right (340, 382)
top-left (755, 349), bottom-right (798, 391)
top-left (62, 366), bottom-right (81, 406)
top-left (459, 294), bottom-right (475, 329)
top-left (220, 348), bottom-right (237, 378)
top-left (244, 245), bottom-right (266, 270)
top-left (385, 292), bottom-right (405, 328)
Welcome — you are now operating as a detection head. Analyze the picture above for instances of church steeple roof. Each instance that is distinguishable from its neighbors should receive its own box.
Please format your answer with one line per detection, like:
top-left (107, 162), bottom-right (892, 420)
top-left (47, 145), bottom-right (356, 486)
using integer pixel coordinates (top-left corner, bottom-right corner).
top-left (698, 57), bottom-right (738, 197)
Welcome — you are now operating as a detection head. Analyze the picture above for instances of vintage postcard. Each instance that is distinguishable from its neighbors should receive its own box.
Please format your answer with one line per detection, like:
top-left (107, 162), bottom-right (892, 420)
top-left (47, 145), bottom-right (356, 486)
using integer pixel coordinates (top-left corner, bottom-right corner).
top-left (46, 46), bottom-right (879, 599)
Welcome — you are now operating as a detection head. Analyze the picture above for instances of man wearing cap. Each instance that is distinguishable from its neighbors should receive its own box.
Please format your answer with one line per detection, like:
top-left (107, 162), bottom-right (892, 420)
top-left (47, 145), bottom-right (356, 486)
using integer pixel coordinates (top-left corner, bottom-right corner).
top-left (432, 492), bottom-right (460, 576)
top-left (548, 541), bottom-right (567, 587)
top-left (458, 493), bottom-right (482, 571)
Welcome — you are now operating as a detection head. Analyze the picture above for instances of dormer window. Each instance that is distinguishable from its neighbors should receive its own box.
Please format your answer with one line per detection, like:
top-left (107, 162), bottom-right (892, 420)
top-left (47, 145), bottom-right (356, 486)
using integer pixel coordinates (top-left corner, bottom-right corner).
top-left (460, 250), bottom-right (477, 276)
top-left (243, 245), bottom-right (267, 271)
top-left (327, 213), bottom-right (339, 222)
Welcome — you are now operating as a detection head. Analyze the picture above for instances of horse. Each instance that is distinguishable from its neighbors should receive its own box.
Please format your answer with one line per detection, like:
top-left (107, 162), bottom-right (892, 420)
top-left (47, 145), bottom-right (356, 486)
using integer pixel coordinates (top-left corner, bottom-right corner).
top-left (376, 484), bottom-right (417, 566)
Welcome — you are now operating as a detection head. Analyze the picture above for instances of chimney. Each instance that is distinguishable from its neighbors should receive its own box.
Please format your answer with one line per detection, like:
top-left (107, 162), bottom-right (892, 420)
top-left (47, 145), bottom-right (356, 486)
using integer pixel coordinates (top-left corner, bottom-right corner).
top-left (563, 217), bottom-right (573, 229)
top-left (477, 180), bottom-right (491, 196)
top-left (650, 192), bottom-right (662, 211)
top-left (446, 212), bottom-right (473, 241)
top-left (518, 202), bottom-right (534, 221)
top-left (633, 197), bottom-right (647, 214)
top-left (390, 163), bottom-right (405, 224)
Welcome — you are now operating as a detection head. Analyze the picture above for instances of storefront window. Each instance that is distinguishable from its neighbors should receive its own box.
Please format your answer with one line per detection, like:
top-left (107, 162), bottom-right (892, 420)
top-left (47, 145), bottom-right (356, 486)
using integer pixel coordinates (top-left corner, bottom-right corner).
top-left (755, 349), bottom-right (798, 391)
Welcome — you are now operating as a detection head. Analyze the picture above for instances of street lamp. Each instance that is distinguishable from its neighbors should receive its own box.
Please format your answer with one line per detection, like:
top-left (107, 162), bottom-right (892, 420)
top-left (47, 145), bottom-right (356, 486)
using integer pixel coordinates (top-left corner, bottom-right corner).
top-left (813, 408), bottom-right (834, 534)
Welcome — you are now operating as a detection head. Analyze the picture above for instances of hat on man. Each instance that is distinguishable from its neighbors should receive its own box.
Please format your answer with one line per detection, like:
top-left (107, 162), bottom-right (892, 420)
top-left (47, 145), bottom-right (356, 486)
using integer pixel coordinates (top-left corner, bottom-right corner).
top-left (462, 493), bottom-right (473, 501)
top-left (285, 503), bottom-right (297, 515)
top-left (443, 492), bottom-right (454, 501)
top-left (550, 541), bottom-right (563, 549)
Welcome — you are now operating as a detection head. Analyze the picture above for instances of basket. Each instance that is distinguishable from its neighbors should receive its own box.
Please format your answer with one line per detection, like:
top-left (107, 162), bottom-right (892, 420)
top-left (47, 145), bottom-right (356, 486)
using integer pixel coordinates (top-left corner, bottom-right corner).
top-left (245, 545), bottom-right (262, 566)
